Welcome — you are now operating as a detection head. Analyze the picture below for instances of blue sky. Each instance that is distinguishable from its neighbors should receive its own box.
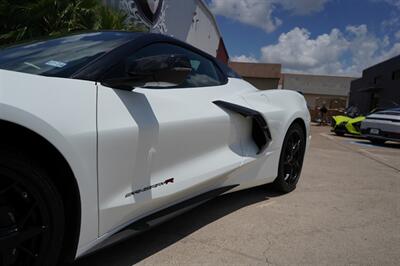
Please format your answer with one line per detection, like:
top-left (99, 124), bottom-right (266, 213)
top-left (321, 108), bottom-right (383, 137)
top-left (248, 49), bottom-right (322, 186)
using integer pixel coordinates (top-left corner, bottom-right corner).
top-left (206, 0), bottom-right (400, 76)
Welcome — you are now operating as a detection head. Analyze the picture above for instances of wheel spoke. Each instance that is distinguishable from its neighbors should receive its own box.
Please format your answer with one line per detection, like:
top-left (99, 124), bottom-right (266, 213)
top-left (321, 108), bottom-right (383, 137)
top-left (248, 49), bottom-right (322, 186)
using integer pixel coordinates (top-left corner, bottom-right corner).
top-left (2, 250), bottom-right (12, 266)
top-left (0, 182), bottom-right (16, 196)
top-left (289, 162), bottom-right (300, 183)
top-left (18, 245), bottom-right (37, 258)
top-left (282, 130), bottom-right (304, 185)
top-left (18, 202), bottom-right (38, 228)
top-left (284, 173), bottom-right (290, 181)
top-left (1, 170), bottom-right (52, 265)
top-left (0, 226), bottom-right (46, 251)
top-left (292, 140), bottom-right (301, 155)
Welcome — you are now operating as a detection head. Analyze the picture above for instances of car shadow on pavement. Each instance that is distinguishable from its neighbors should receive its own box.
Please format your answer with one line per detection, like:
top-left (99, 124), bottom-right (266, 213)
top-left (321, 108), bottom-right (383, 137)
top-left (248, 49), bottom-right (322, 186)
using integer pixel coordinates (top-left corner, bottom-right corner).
top-left (352, 140), bottom-right (400, 149)
top-left (329, 132), bottom-right (364, 140)
top-left (71, 184), bottom-right (282, 266)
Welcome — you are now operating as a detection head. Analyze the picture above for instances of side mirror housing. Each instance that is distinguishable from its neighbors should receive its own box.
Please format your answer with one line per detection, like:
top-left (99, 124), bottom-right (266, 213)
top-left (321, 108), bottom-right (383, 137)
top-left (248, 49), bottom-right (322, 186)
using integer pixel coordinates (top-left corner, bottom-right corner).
top-left (101, 54), bottom-right (192, 90)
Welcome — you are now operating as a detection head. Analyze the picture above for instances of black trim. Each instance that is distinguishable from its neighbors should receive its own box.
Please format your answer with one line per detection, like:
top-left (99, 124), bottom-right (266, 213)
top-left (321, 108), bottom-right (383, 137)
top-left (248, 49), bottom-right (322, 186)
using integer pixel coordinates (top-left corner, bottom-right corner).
top-left (126, 185), bottom-right (238, 231)
top-left (361, 129), bottom-right (400, 141)
top-left (80, 185), bottom-right (238, 257)
top-left (216, 61), bottom-right (242, 79)
top-left (72, 33), bottom-right (229, 85)
top-left (213, 100), bottom-right (272, 154)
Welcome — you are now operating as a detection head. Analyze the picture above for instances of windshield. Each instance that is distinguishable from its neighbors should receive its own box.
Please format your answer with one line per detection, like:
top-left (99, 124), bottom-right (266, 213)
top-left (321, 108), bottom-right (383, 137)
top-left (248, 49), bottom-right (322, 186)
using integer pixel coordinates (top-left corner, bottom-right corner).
top-left (0, 32), bottom-right (138, 78)
top-left (375, 108), bottom-right (400, 116)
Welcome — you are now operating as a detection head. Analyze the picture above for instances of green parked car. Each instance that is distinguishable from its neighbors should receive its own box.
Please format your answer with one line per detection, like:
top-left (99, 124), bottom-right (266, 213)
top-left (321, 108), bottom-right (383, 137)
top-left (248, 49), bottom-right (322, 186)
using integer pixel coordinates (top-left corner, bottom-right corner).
top-left (331, 107), bottom-right (365, 136)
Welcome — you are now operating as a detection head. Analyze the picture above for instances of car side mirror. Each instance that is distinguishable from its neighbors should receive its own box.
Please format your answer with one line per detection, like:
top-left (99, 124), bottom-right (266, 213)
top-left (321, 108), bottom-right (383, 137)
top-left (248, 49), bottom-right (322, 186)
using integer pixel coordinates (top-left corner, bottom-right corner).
top-left (101, 54), bottom-right (192, 90)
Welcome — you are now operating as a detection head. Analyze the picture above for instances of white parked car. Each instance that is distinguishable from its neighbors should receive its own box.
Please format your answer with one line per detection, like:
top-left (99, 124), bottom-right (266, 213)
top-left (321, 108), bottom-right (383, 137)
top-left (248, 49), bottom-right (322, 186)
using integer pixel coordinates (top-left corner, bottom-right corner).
top-left (0, 32), bottom-right (310, 265)
top-left (361, 108), bottom-right (400, 144)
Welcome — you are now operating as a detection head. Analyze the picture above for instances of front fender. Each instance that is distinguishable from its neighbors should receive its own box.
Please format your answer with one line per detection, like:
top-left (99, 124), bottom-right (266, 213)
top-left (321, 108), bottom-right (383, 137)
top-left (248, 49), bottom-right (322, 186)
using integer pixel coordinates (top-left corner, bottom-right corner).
top-left (0, 70), bottom-right (98, 256)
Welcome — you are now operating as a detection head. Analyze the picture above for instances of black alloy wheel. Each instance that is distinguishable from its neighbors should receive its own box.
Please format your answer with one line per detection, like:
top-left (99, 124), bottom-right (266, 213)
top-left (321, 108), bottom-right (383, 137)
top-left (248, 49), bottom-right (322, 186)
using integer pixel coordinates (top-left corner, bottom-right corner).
top-left (274, 123), bottom-right (306, 193)
top-left (0, 148), bottom-right (64, 266)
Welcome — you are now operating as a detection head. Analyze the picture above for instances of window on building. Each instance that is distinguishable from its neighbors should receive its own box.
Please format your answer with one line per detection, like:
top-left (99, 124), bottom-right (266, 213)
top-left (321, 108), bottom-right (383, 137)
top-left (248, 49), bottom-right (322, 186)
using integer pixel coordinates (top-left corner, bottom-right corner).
top-left (374, 76), bottom-right (382, 84)
top-left (393, 70), bottom-right (400, 80)
top-left (371, 92), bottom-right (380, 111)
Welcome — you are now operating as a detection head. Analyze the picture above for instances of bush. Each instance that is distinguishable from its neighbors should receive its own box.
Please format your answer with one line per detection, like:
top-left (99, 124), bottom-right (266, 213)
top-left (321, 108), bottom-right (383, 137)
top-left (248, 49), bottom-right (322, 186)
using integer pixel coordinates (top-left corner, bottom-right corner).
top-left (0, 0), bottom-right (144, 46)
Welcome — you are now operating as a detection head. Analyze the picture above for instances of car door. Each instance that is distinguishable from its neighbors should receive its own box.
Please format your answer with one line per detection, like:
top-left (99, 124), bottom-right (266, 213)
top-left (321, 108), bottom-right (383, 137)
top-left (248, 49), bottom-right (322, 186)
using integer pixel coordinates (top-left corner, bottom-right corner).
top-left (96, 42), bottom-right (253, 235)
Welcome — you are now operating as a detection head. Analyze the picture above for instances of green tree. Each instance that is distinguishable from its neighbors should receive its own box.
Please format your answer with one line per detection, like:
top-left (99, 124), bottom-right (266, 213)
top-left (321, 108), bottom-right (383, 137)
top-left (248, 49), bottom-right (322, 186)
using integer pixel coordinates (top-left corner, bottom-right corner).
top-left (0, 0), bottom-right (146, 46)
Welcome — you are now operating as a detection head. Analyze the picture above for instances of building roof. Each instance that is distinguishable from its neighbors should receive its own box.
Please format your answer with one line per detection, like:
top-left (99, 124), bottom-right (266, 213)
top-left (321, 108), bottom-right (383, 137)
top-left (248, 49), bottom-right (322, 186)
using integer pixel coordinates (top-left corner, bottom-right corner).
top-left (229, 62), bottom-right (282, 79)
top-left (282, 72), bottom-right (359, 79)
top-left (363, 54), bottom-right (400, 73)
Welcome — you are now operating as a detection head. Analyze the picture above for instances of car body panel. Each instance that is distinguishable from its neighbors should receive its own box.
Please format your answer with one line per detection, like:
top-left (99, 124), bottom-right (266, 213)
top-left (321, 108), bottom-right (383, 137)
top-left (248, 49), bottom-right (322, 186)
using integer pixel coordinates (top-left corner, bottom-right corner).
top-left (0, 70), bottom-right (310, 258)
top-left (332, 115), bottom-right (365, 135)
top-left (361, 111), bottom-right (400, 142)
top-left (90, 78), bottom-right (311, 253)
top-left (0, 69), bottom-right (98, 253)
top-left (96, 80), bottom-right (247, 236)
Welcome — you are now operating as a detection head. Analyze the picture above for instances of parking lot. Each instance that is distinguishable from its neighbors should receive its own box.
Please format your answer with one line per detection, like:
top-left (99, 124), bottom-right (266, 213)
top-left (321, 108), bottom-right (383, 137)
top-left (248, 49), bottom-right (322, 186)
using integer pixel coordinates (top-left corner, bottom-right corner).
top-left (74, 125), bottom-right (400, 266)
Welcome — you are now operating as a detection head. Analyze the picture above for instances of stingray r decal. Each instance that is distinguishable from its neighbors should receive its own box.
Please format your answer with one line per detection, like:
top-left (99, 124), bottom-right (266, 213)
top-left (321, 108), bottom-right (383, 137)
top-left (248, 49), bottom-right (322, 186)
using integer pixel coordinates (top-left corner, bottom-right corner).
top-left (125, 178), bottom-right (175, 198)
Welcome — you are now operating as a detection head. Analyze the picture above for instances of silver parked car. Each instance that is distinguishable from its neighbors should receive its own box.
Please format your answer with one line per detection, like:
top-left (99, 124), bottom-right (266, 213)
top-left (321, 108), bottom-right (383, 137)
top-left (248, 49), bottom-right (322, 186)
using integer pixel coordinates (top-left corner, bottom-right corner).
top-left (361, 108), bottom-right (400, 144)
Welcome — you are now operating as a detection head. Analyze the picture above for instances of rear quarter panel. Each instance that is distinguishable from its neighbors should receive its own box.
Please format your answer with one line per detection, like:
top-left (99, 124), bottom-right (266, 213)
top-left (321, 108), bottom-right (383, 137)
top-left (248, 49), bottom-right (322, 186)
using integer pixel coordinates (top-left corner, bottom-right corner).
top-left (220, 79), bottom-right (311, 191)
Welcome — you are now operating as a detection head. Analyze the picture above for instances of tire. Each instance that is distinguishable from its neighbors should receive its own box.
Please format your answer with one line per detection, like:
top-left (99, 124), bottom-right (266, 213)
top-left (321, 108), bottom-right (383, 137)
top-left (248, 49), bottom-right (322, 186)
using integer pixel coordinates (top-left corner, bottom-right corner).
top-left (273, 123), bottom-right (307, 193)
top-left (0, 147), bottom-right (64, 266)
top-left (334, 131), bottom-right (345, 137)
top-left (369, 138), bottom-right (386, 145)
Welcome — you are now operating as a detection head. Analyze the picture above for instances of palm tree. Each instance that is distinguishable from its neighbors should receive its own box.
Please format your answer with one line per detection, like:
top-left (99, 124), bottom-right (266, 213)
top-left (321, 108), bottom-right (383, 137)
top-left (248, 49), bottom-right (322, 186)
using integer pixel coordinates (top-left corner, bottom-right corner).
top-left (0, 0), bottom-right (146, 46)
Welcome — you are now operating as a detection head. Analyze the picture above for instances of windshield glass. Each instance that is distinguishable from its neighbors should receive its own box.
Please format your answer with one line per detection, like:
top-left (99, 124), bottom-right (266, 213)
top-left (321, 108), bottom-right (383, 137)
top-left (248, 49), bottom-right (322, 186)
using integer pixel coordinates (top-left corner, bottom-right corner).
top-left (375, 108), bottom-right (400, 116)
top-left (0, 32), bottom-right (138, 78)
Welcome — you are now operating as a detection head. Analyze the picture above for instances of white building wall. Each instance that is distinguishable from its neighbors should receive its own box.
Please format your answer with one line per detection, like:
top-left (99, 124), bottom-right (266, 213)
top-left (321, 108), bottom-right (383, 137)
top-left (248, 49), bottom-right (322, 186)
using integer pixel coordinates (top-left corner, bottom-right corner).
top-left (161, 0), bottom-right (197, 41)
top-left (283, 74), bottom-right (356, 97)
top-left (186, 2), bottom-right (220, 56)
top-left (104, 0), bottom-right (221, 56)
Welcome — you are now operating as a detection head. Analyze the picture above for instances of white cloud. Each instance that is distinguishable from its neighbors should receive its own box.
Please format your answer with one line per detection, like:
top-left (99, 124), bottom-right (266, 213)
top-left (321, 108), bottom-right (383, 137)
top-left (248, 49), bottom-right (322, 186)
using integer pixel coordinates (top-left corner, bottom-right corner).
top-left (395, 31), bottom-right (400, 40)
top-left (381, 16), bottom-right (400, 30)
top-left (209, 0), bottom-right (281, 33)
top-left (260, 27), bottom-right (349, 74)
top-left (253, 25), bottom-right (400, 75)
top-left (231, 55), bottom-right (259, 63)
top-left (279, 0), bottom-right (330, 15)
top-left (374, 0), bottom-right (400, 8)
top-left (209, 0), bottom-right (329, 32)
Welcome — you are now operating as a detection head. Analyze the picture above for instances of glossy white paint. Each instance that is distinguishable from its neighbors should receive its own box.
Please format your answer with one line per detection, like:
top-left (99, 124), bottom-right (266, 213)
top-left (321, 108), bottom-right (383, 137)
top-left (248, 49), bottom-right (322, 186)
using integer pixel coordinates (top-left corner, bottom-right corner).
top-left (0, 70), bottom-right (310, 258)
top-left (0, 69), bottom-right (98, 253)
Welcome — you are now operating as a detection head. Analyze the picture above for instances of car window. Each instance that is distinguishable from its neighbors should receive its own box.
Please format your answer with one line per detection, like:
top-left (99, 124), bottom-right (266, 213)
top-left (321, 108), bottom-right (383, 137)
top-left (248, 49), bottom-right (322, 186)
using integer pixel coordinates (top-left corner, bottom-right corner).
top-left (127, 43), bottom-right (225, 88)
top-left (217, 61), bottom-right (242, 79)
top-left (0, 32), bottom-right (138, 78)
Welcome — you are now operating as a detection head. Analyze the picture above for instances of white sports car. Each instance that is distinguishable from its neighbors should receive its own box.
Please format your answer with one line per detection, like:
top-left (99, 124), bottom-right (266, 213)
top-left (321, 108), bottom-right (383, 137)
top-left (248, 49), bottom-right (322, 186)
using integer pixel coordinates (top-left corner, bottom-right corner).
top-left (0, 31), bottom-right (310, 265)
top-left (361, 108), bottom-right (400, 144)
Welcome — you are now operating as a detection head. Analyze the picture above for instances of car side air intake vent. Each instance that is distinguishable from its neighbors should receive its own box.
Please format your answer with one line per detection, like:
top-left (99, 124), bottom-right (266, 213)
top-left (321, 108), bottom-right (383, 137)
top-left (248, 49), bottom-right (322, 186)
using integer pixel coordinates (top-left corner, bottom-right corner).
top-left (213, 100), bottom-right (272, 154)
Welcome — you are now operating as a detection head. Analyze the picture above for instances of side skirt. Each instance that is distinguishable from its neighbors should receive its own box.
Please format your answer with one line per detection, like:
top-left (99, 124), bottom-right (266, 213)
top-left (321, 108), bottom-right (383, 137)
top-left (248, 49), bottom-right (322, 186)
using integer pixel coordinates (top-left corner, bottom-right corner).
top-left (79, 184), bottom-right (239, 258)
